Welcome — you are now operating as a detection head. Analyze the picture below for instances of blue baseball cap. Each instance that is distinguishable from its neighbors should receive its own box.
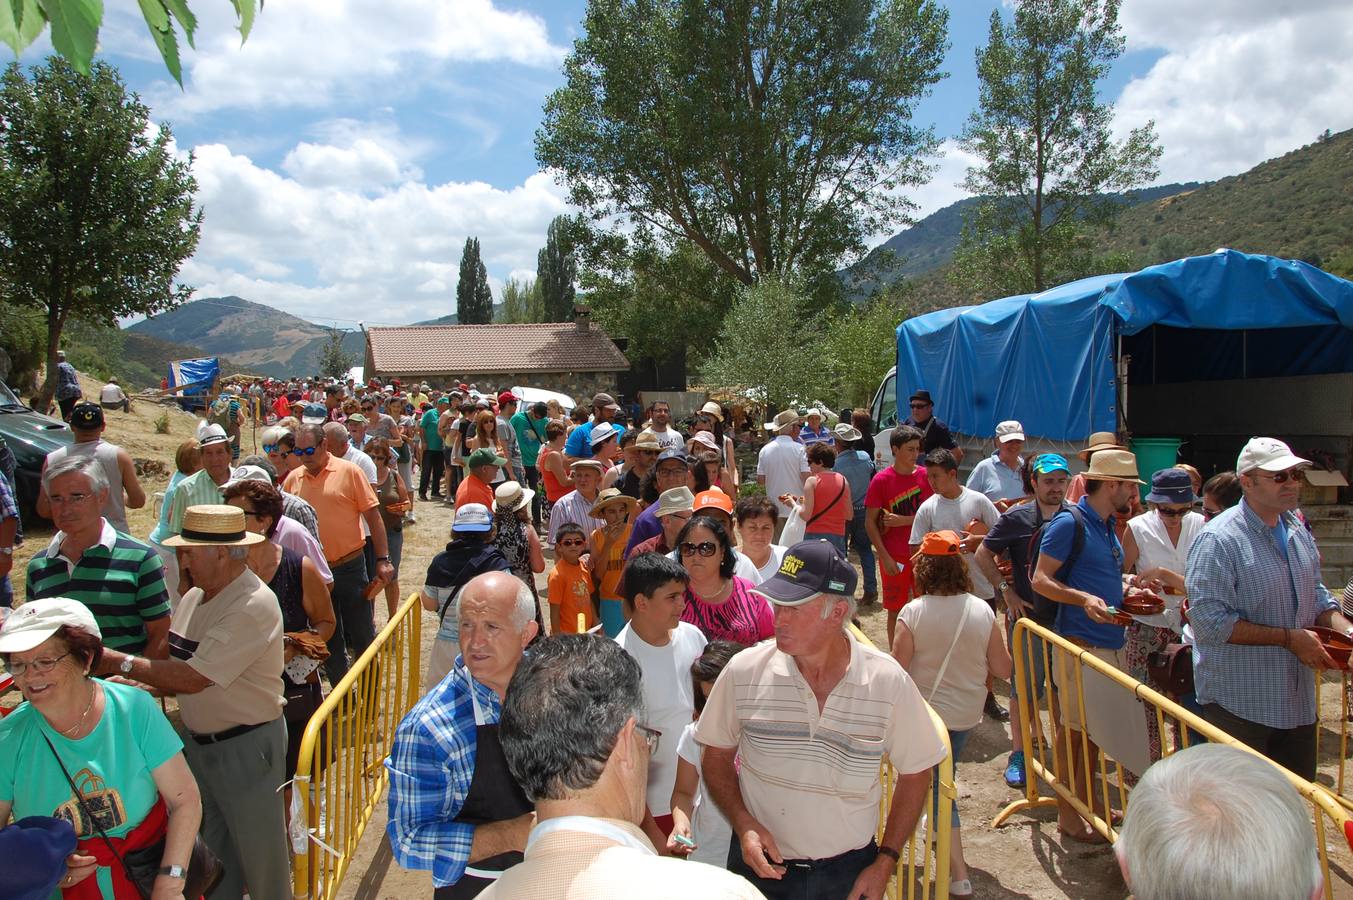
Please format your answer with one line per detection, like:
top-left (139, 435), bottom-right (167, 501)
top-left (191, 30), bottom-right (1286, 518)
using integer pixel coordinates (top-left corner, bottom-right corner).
top-left (1031, 453), bottom-right (1070, 475)
top-left (300, 403), bottom-right (328, 425)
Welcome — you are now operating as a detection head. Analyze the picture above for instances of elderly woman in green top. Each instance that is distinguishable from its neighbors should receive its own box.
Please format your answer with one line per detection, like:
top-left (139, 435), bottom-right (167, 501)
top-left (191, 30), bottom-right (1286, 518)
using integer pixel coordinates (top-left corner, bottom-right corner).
top-left (0, 598), bottom-right (201, 900)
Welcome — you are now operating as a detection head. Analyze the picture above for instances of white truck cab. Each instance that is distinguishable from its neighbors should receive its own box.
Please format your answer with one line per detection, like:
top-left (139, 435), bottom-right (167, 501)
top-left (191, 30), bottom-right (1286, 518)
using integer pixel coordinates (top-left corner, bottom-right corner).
top-left (868, 366), bottom-right (899, 466)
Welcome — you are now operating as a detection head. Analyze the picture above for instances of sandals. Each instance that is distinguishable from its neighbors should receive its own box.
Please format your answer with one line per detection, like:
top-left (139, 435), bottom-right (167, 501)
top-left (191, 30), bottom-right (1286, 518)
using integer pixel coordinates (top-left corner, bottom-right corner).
top-left (950, 878), bottom-right (973, 897)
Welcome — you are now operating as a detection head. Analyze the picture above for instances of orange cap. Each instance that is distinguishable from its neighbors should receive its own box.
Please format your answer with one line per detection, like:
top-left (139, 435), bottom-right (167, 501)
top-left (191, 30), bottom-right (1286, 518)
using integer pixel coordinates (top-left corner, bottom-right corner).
top-left (694, 488), bottom-right (734, 514)
top-left (919, 530), bottom-right (962, 556)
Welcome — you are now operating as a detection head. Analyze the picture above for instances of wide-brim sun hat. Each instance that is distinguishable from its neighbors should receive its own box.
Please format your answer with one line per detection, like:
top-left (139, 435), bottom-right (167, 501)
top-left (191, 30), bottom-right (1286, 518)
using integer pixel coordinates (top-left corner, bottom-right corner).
top-left (699, 401), bottom-right (724, 422)
top-left (0, 597), bottom-right (102, 654)
top-left (161, 505), bottom-right (267, 548)
top-left (833, 423), bottom-right (862, 442)
top-left (589, 488), bottom-right (638, 518)
top-left (1078, 431), bottom-right (1124, 462)
top-left (690, 431), bottom-right (719, 451)
top-left (763, 409), bottom-right (800, 432)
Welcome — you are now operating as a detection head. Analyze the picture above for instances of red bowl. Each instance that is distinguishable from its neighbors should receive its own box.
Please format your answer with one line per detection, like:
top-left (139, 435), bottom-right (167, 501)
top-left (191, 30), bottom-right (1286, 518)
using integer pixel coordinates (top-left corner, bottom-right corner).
top-left (1311, 626), bottom-right (1353, 668)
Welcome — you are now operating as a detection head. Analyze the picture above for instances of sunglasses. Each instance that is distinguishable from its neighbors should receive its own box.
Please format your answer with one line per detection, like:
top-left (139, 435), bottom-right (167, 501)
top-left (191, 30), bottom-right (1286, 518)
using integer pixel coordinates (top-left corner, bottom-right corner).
top-left (292, 446), bottom-right (317, 457)
top-left (910, 402), bottom-right (931, 409)
top-left (1253, 468), bottom-right (1305, 484)
top-left (679, 541), bottom-right (718, 558)
top-left (1156, 507), bottom-right (1190, 518)
top-left (263, 443), bottom-right (280, 453)
top-left (558, 538), bottom-right (586, 548)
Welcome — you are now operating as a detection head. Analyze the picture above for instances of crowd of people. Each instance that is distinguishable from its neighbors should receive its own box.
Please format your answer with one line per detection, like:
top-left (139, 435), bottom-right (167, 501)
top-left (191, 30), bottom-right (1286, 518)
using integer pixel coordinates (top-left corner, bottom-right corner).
top-left (0, 369), bottom-right (1346, 900)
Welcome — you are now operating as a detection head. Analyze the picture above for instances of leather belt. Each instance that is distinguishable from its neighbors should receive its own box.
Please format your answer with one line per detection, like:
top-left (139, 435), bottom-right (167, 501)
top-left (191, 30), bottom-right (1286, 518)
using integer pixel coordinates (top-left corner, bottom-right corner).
top-left (328, 547), bottom-right (364, 567)
top-left (190, 720), bottom-right (267, 745)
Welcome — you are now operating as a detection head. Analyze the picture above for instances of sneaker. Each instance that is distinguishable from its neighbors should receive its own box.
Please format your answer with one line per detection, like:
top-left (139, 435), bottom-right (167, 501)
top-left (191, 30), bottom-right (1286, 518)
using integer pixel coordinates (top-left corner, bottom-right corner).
top-left (1003, 751), bottom-right (1026, 789)
top-left (984, 692), bottom-right (1010, 722)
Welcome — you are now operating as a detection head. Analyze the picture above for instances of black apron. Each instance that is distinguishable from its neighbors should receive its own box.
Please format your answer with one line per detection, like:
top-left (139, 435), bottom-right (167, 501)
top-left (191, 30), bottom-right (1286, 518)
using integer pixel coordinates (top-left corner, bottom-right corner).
top-left (433, 687), bottom-right (533, 899)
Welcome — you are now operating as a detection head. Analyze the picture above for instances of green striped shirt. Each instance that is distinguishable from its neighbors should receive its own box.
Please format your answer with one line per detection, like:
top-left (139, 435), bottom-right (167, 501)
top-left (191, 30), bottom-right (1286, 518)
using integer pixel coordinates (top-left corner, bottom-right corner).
top-left (25, 521), bottom-right (171, 653)
top-left (165, 469), bottom-right (226, 535)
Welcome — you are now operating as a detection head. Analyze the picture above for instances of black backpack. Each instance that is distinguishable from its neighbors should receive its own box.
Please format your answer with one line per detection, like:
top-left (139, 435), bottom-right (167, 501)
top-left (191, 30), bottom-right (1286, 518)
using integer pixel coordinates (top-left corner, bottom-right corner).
top-left (1026, 505), bottom-right (1087, 595)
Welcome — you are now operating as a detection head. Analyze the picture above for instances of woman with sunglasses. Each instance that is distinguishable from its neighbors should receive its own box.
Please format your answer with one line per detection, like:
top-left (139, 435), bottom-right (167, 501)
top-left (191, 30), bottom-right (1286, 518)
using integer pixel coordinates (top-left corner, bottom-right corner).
top-left (0, 598), bottom-right (203, 899)
top-left (675, 515), bottom-right (773, 645)
top-left (1121, 468), bottom-right (1205, 758)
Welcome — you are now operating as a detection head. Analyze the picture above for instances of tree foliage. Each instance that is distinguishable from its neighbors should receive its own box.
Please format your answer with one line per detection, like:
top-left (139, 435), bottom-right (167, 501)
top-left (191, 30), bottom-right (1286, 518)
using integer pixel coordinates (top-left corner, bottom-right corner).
top-left (498, 277), bottom-right (544, 324)
top-left (536, 215), bottom-right (577, 322)
top-left (0, 58), bottom-right (201, 407)
top-left (538, 0), bottom-right (949, 338)
top-left (954, 0), bottom-right (1160, 296)
top-left (0, 0), bottom-right (261, 86)
top-left (316, 327), bottom-right (352, 380)
top-left (455, 237), bottom-right (493, 325)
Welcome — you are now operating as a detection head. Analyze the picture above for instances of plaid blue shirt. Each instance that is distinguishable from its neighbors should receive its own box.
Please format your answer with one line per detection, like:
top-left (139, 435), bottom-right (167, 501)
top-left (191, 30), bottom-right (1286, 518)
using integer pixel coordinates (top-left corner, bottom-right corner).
top-left (385, 657), bottom-right (501, 887)
top-left (1186, 499), bottom-right (1337, 729)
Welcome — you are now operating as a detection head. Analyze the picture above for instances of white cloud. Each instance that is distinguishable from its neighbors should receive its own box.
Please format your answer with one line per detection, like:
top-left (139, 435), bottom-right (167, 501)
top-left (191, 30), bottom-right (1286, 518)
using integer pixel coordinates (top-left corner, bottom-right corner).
top-left (106, 0), bottom-right (567, 118)
top-left (182, 132), bottom-right (571, 325)
top-left (1114, 4), bottom-right (1353, 183)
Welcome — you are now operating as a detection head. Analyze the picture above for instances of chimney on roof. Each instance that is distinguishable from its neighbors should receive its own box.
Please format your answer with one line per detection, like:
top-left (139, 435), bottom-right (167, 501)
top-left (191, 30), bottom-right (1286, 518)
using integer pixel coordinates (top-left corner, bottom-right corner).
top-left (573, 304), bottom-right (591, 334)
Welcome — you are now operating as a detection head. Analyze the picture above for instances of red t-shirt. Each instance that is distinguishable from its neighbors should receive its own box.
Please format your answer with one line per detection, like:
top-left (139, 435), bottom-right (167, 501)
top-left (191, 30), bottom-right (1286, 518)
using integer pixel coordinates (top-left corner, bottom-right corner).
top-left (864, 464), bottom-right (934, 559)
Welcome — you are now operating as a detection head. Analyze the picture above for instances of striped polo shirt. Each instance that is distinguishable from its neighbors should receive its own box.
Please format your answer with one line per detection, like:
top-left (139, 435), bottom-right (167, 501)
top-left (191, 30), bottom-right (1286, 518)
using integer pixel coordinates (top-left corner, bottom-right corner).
top-left (165, 468), bottom-right (227, 536)
top-left (25, 520), bottom-right (171, 653)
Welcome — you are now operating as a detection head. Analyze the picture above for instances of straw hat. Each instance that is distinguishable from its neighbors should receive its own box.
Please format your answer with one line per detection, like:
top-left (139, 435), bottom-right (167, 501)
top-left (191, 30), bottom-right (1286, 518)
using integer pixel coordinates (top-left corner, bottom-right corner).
top-left (763, 409), bottom-right (800, 432)
top-left (1078, 431), bottom-right (1124, 461)
top-left (634, 430), bottom-right (662, 451)
top-left (1082, 449), bottom-right (1144, 484)
top-left (833, 423), bottom-right (862, 443)
top-left (495, 480), bottom-right (535, 514)
top-left (699, 401), bottom-right (724, 422)
top-left (589, 487), bottom-right (638, 518)
top-left (162, 505), bottom-right (266, 547)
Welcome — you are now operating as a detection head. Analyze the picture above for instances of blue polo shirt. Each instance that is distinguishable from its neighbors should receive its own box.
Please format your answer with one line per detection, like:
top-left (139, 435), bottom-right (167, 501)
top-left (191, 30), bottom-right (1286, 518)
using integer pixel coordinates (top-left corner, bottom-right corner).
top-left (1041, 496), bottom-right (1126, 650)
top-left (563, 420), bottom-right (627, 458)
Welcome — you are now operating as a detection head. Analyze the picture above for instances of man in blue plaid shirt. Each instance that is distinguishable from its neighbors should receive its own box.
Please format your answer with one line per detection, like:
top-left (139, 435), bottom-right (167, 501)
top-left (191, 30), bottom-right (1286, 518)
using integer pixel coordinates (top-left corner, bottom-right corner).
top-left (1187, 437), bottom-right (1353, 781)
top-left (385, 572), bottom-right (540, 897)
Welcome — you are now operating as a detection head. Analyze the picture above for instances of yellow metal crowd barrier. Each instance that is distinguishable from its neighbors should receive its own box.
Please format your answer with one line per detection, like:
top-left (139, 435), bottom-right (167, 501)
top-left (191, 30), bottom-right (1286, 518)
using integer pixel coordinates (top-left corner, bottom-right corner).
top-left (851, 624), bottom-right (955, 900)
top-left (996, 618), bottom-right (1353, 899)
top-left (291, 593), bottom-right (424, 900)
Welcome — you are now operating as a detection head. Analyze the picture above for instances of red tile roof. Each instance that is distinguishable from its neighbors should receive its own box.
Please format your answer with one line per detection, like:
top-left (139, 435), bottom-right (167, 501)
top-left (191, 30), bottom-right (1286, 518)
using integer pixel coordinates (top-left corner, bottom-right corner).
top-left (365, 323), bottom-right (630, 376)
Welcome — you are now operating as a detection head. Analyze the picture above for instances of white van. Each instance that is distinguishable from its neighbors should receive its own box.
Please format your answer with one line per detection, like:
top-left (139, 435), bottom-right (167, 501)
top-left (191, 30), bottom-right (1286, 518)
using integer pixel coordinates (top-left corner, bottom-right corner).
top-left (868, 366), bottom-right (900, 465)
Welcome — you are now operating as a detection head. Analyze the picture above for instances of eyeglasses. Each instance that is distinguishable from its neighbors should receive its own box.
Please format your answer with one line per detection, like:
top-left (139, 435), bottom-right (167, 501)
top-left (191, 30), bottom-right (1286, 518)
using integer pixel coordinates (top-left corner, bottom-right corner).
top-left (6, 652), bottom-right (70, 677)
top-left (558, 538), bottom-right (586, 548)
top-left (292, 446), bottom-right (318, 457)
top-left (238, 508), bottom-right (265, 519)
top-left (679, 541), bottom-right (718, 558)
top-left (48, 492), bottom-right (95, 506)
top-left (636, 723), bottom-right (661, 755)
top-left (1252, 468), bottom-right (1305, 484)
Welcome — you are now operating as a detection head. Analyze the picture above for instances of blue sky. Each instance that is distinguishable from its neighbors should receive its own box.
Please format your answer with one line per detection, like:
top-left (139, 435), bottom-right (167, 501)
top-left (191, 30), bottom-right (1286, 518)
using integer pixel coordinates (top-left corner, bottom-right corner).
top-left (45, 0), bottom-right (1353, 327)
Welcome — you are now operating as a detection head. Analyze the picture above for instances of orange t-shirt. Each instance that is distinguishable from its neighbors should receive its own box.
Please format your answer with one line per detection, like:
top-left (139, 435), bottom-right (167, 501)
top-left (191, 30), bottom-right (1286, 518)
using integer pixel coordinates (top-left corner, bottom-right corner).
top-left (282, 456), bottom-right (377, 562)
top-left (590, 524), bottom-right (632, 601)
top-left (548, 558), bottom-right (595, 633)
top-left (455, 473), bottom-right (496, 511)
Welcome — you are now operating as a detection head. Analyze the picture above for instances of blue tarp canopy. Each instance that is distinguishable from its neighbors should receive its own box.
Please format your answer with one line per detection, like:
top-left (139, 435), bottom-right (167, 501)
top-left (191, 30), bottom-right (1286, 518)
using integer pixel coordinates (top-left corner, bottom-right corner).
top-left (896, 250), bottom-right (1353, 442)
top-left (167, 357), bottom-right (219, 399)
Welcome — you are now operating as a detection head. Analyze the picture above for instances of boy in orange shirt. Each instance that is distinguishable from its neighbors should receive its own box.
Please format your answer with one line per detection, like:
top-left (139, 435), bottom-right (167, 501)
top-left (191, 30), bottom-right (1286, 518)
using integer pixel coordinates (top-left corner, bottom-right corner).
top-left (548, 522), bottom-right (595, 634)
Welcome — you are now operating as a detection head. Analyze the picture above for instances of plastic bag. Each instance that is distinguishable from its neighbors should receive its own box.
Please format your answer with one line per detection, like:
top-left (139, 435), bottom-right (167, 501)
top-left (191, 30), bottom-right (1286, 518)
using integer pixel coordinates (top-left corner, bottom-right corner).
top-left (780, 502), bottom-right (807, 546)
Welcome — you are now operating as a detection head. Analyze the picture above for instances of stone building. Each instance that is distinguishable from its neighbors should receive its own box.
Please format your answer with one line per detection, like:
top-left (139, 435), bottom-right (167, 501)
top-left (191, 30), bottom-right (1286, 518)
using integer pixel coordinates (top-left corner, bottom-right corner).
top-left (363, 312), bottom-right (630, 401)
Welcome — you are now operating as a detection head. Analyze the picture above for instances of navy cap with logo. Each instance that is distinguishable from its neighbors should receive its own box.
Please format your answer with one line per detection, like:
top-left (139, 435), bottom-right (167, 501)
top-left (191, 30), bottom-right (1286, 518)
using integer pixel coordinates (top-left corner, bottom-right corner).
top-left (753, 539), bottom-right (859, 606)
top-left (68, 402), bottom-right (104, 430)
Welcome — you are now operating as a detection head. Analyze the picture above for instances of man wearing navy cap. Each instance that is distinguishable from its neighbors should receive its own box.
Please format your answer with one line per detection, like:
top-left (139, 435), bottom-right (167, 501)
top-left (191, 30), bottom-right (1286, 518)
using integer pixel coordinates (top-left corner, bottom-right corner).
top-left (623, 447), bottom-right (693, 556)
top-left (902, 390), bottom-right (962, 462)
top-left (698, 540), bottom-right (945, 900)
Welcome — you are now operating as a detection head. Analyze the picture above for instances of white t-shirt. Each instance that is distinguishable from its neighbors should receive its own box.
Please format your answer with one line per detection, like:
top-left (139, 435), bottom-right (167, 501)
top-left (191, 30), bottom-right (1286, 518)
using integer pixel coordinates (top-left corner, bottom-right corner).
top-left (910, 488), bottom-right (1000, 598)
top-left (648, 426), bottom-right (686, 454)
top-left (615, 621), bottom-right (708, 815)
top-left (745, 544), bottom-right (787, 585)
top-left (676, 721), bottom-right (734, 866)
top-left (899, 593), bottom-right (996, 731)
top-left (756, 436), bottom-right (809, 517)
top-left (343, 444), bottom-right (377, 484)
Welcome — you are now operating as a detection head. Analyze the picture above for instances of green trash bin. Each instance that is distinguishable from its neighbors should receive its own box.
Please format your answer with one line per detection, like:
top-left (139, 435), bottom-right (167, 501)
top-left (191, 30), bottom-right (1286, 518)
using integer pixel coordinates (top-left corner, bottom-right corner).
top-left (1130, 437), bottom-right (1183, 500)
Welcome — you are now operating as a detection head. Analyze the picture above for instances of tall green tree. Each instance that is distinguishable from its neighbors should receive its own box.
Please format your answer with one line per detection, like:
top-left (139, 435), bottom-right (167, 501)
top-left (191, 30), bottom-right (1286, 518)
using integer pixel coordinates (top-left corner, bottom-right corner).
top-left (455, 237), bottom-right (493, 324)
top-left (954, 0), bottom-right (1161, 297)
top-left (536, 215), bottom-right (577, 322)
top-left (537, 0), bottom-right (949, 330)
top-left (0, 0), bottom-right (262, 86)
top-left (0, 58), bottom-right (201, 408)
top-left (316, 327), bottom-right (352, 379)
top-left (498, 277), bottom-right (544, 324)
top-left (701, 277), bottom-right (826, 409)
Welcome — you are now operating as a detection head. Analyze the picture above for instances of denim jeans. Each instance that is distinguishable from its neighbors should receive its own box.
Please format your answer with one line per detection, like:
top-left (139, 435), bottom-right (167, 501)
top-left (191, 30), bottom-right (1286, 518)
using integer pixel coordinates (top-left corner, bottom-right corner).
top-left (728, 839), bottom-right (877, 900)
top-left (805, 531), bottom-right (847, 555)
top-left (932, 728), bottom-right (969, 827)
top-left (325, 553), bottom-right (376, 685)
top-left (845, 511), bottom-right (877, 593)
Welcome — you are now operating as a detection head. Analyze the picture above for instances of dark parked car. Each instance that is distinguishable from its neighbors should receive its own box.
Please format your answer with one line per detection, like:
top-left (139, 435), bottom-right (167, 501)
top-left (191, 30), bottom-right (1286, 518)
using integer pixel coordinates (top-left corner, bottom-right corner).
top-left (0, 378), bottom-right (71, 522)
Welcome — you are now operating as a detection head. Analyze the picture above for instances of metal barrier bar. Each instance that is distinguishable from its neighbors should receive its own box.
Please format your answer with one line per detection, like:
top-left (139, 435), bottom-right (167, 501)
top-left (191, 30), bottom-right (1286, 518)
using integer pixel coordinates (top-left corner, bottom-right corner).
top-left (849, 625), bottom-right (953, 900)
top-left (292, 592), bottom-right (423, 900)
top-left (1316, 669), bottom-right (1353, 812)
top-left (995, 618), bottom-right (1353, 900)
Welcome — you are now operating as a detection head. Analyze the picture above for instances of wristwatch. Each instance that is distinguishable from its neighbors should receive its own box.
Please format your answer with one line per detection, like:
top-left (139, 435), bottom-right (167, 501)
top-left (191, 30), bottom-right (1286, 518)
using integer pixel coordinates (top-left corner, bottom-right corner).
top-left (376, 556), bottom-right (390, 562)
top-left (157, 864), bottom-right (186, 879)
top-left (119, 655), bottom-right (136, 675)
top-left (877, 845), bottom-right (901, 863)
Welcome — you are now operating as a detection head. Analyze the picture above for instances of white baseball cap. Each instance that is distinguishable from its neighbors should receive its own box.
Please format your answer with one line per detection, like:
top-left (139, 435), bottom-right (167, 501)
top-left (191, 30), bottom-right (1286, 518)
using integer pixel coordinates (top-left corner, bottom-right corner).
top-left (0, 598), bottom-right (102, 653)
top-left (224, 465), bottom-right (274, 489)
top-left (1236, 437), bottom-right (1310, 474)
top-left (453, 503), bottom-right (494, 533)
top-left (995, 420), bottom-right (1025, 443)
